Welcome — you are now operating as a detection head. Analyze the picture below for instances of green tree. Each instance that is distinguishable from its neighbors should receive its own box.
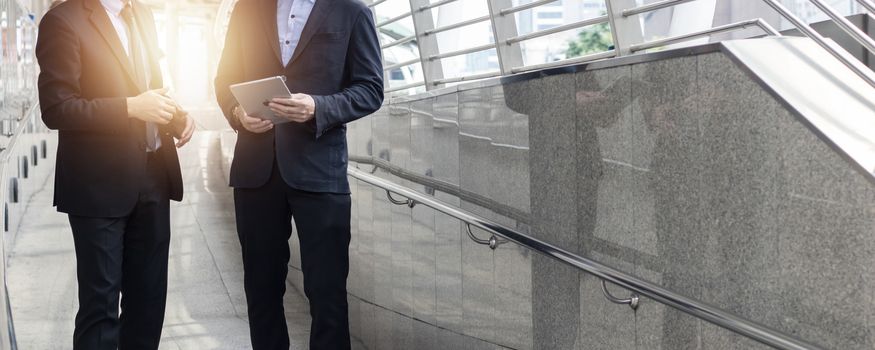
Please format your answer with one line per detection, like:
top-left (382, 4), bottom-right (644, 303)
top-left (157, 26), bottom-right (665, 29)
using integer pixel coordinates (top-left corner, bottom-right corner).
top-left (566, 21), bottom-right (613, 57)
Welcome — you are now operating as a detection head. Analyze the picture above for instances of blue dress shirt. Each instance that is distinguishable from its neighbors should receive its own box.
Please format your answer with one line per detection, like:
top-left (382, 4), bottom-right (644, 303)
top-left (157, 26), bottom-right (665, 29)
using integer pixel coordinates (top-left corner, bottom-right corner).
top-left (277, 0), bottom-right (317, 66)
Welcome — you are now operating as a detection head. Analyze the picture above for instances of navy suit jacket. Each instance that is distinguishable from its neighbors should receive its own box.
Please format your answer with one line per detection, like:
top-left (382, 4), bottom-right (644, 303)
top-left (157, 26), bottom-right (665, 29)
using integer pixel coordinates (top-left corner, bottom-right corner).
top-left (36, 0), bottom-right (184, 217)
top-left (215, 0), bottom-right (384, 193)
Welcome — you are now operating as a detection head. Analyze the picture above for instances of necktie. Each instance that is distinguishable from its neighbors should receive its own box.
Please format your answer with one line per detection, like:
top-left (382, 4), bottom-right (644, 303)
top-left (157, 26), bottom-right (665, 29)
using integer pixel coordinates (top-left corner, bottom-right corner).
top-left (120, 2), bottom-right (161, 152)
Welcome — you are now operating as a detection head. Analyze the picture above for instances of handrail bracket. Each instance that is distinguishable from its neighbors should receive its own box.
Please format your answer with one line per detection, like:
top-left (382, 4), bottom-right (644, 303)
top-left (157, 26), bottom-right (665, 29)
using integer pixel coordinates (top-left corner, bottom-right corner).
top-left (466, 223), bottom-right (503, 250)
top-left (600, 279), bottom-right (640, 311)
top-left (386, 190), bottom-right (416, 208)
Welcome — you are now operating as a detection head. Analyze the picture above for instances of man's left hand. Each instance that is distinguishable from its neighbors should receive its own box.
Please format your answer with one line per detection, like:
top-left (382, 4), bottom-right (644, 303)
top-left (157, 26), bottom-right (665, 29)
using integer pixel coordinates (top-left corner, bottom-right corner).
top-left (169, 102), bottom-right (195, 148)
top-left (174, 114), bottom-right (195, 148)
top-left (269, 94), bottom-right (316, 123)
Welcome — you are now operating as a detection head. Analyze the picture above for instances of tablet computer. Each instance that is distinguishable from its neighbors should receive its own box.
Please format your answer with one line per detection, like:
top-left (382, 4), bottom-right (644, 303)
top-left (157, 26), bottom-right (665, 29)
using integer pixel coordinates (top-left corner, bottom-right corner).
top-left (229, 76), bottom-right (293, 124)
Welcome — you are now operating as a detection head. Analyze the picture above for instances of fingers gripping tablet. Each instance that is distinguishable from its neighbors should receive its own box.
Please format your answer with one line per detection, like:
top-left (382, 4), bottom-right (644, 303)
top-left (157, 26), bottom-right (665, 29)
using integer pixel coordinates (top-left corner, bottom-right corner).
top-left (229, 76), bottom-right (293, 124)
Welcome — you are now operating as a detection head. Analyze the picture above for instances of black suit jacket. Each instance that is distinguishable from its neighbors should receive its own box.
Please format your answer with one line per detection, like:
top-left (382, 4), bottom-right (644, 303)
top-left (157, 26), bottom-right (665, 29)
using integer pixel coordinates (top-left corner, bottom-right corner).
top-left (36, 0), bottom-right (184, 217)
top-left (215, 0), bottom-right (384, 193)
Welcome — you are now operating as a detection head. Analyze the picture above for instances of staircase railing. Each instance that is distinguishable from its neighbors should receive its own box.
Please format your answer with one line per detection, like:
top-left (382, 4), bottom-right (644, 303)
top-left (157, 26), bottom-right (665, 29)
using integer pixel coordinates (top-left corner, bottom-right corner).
top-left (213, 0), bottom-right (875, 93)
top-left (348, 165), bottom-right (827, 350)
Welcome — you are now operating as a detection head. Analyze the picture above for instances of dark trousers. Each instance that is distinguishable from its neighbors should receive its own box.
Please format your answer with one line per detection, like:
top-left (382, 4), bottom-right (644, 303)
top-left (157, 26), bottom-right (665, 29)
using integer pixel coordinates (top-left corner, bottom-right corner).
top-left (234, 163), bottom-right (351, 350)
top-left (68, 152), bottom-right (170, 350)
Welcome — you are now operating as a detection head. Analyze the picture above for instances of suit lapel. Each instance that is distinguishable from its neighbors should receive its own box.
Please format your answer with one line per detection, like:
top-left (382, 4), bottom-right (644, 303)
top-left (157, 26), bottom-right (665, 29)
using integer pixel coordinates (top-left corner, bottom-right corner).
top-left (287, 0), bottom-right (335, 68)
top-left (131, 0), bottom-right (163, 89)
top-left (84, 0), bottom-right (142, 91)
top-left (260, 0), bottom-right (283, 65)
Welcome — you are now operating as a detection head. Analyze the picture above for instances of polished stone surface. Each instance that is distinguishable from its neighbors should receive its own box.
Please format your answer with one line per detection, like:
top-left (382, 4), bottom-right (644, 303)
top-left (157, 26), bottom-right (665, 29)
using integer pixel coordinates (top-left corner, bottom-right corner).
top-left (512, 75), bottom-right (578, 350)
top-left (7, 132), bottom-right (317, 349)
top-left (342, 44), bottom-right (875, 350)
top-left (629, 55), bottom-right (705, 349)
top-left (387, 103), bottom-right (415, 319)
top-left (430, 94), bottom-right (465, 336)
top-left (409, 98), bottom-right (438, 326)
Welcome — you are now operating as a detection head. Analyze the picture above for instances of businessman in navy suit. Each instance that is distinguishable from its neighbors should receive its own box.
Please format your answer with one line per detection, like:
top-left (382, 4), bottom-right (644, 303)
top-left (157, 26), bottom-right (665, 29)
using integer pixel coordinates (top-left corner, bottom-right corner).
top-left (215, 0), bottom-right (383, 348)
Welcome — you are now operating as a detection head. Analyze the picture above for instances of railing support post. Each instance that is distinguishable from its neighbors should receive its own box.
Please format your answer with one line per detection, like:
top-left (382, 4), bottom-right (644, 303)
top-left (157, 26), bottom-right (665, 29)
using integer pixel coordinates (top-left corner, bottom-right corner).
top-left (605, 0), bottom-right (643, 56)
top-left (486, 0), bottom-right (524, 75)
top-left (406, 0), bottom-right (445, 91)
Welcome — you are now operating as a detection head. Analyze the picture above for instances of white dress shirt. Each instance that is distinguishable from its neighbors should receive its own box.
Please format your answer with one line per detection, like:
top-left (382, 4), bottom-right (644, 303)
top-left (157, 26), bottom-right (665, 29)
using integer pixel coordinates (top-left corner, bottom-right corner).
top-left (100, 0), bottom-right (130, 55)
top-left (99, 0), bottom-right (150, 85)
top-left (100, 0), bottom-right (161, 151)
top-left (277, 0), bottom-right (317, 66)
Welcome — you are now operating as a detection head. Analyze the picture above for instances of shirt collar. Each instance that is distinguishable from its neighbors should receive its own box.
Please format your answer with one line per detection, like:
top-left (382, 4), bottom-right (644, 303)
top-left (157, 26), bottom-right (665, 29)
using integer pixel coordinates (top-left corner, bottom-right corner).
top-left (99, 0), bottom-right (126, 16)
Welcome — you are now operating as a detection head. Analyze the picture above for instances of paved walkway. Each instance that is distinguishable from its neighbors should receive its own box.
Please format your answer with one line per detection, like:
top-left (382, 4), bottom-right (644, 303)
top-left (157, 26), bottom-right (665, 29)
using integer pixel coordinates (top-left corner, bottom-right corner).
top-left (7, 132), bottom-right (313, 349)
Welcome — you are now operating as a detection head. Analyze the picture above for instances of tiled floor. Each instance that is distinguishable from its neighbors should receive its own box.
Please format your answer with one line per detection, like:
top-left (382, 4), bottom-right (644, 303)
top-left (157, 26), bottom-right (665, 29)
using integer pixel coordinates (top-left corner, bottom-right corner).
top-left (7, 131), bottom-right (313, 349)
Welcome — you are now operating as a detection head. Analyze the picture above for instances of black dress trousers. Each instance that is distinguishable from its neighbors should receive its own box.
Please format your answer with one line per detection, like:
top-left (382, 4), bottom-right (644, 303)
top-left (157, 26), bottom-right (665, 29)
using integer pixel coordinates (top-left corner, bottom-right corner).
top-left (68, 152), bottom-right (171, 350)
top-left (234, 162), bottom-right (352, 350)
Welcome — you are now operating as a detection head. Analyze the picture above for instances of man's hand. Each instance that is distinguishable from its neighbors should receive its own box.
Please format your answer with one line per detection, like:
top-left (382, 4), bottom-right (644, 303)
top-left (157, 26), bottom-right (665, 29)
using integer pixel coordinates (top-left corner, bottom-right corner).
top-left (235, 105), bottom-right (273, 133)
top-left (127, 87), bottom-right (175, 125)
top-left (173, 112), bottom-right (195, 148)
top-left (268, 94), bottom-right (315, 123)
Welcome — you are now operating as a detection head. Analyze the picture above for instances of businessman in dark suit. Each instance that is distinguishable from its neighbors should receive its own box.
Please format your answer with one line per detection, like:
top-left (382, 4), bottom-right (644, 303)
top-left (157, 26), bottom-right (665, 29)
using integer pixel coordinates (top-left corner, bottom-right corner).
top-left (215, 0), bottom-right (383, 348)
top-left (36, 0), bottom-right (194, 348)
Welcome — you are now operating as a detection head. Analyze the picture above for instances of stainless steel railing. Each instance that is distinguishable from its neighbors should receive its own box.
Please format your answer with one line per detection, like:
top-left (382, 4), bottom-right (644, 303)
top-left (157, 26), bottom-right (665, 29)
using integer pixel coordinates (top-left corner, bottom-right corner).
top-left (619, 0), bottom-right (875, 88)
top-left (213, 0), bottom-right (875, 93)
top-left (347, 165), bottom-right (827, 350)
top-left (0, 0), bottom-right (44, 347)
top-left (365, 0), bottom-right (875, 92)
top-left (758, 0), bottom-right (875, 88)
top-left (0, 99), bottom-right (49, 350)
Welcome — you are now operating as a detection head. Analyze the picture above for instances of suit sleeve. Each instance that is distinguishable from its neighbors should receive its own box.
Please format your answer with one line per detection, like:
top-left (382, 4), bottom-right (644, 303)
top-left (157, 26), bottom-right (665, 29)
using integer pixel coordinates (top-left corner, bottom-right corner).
top-left (310, 8), bottom-right (384, 139)
top-left (214, 3), bottom-right (245, 131)
top-left (37, 12), bottom-right (129, 132)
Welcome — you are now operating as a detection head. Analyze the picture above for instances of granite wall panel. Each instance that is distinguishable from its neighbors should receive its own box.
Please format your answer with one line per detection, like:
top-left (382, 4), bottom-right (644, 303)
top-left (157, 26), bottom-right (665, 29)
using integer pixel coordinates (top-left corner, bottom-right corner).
top-left (340, 46), bottom-right (873, 350)
top-left (409, 98), bottom-right (438, 326)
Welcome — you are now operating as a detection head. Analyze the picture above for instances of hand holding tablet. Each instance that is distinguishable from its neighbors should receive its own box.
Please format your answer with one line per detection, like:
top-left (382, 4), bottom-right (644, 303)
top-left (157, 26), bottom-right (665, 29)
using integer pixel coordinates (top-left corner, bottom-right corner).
top-left (229, 76), bottom-right (294, 124)
top-left (268, 94), bottom-right (316, 124)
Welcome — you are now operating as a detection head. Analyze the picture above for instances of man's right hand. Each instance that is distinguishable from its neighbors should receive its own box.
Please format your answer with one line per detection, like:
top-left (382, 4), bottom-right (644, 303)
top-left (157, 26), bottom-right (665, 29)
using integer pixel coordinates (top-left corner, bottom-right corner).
top-left (127, 87), bottom-right (175, 125)
top-left (234, 105), bottom-right (273, 133)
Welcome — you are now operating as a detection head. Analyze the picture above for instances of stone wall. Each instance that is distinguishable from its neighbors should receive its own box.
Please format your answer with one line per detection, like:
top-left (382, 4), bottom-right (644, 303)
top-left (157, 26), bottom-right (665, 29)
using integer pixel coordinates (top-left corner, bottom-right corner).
top-left (286, 48), bottom-right (875, 349)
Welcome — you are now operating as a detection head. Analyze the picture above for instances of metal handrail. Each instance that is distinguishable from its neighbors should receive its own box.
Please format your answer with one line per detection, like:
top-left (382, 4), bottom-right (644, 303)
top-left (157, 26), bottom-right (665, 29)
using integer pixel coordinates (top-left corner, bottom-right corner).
top-left (760, 0), bottom-right (875, 89)
top-left (367, 0), bottom-right (388, 8)
top-left (417, 0), bottom-right (458, 12)
top-left (499, 0), bottom-right (558, 16)
top-left (629, 19), bottom-right (780, 52)
top-left (1, 101), bottom-right (38, 164)
top-left (621, 0), bottom-right (697, 17)
top-left (220, 0), bottom-right (875, 95)
top-left (857, 0), bottom-right (875, 14)
top-left (508, 50), bottom-right (616, 74)
top-left (428, 43), bottom-right (494, 61)
top-left (381, 35), bottom-right (416, 49)
top-left (505, 15), bottom-right (609, 45)
top-left (0, 98), bottom-right (40, 350)
top-left (347, 166), bottom-right (826, 350)
top-left (807, 0), bottom-right (875, 54)
top-left (422, 15), bottom-right (490, 36)
top-left (432, 70), bottom-right (501, 85)
top-left (384, 58), bottom-right (420, 71)
top-left (377, 12), bottom-right (412, 28)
